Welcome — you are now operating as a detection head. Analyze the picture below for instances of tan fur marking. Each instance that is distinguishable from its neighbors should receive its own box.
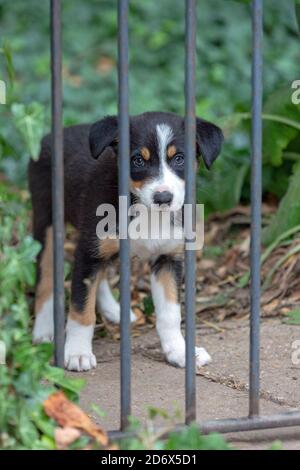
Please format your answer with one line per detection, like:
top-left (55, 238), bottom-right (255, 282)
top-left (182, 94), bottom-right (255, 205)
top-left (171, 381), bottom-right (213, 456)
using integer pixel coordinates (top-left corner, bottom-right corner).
top-left (140, 147), bottom-right (150, 161)
top-left (69, 275), bottom-right (99, 326)
top-left (99, 238), bottom-right (120, 259)
top-left (35, 227), bottom-right (53, 314)
top-left (167, 145), bottom-right (177, 159)
top-left (130, 179), bottom-right (148, 190)
top-left (157, 270), bottom-right (178, 303)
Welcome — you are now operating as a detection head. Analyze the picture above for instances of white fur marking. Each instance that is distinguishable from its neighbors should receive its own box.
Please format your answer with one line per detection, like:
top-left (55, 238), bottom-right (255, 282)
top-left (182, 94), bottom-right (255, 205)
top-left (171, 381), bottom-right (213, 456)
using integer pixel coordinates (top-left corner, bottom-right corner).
top-left (156, 123), bottom-right (185, 211)
top-left (64, 319), bottom-right (96, 371)
top-left (151, 274), bottom-right (211, 368)
top-left (97, 279), bottom-right (136, 323)
top-left (156, 123), bottom-right (174, 162)
top-left (132, 123), bottom-right (185, 211)
top-left (33, 295), bottom-right (54, 343)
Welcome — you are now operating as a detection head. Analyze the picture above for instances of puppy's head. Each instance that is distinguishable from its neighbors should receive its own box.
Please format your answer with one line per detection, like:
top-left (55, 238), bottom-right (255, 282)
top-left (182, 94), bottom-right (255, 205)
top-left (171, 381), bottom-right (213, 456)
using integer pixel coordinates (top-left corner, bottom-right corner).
top-left (89, 112), bottom-right (223, 211)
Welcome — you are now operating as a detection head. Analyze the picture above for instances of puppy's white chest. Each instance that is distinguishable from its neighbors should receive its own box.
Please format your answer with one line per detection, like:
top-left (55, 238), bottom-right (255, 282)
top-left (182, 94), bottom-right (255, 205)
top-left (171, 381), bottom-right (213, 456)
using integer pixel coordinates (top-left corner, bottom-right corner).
top-left (129, 213), bottom-right (184, 259)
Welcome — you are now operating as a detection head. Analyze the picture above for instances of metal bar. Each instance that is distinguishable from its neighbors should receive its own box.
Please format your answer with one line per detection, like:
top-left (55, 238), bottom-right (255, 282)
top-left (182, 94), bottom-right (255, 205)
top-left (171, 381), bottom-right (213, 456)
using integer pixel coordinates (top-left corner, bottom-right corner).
top-left (109, 411), bottom-right (300, 440)
top-left (184, 0), bottom-right (197, 425)
top-left (249, 0), bottom-right (263, 417)
top-left (118, 0), bottom-right (131, 430)
top-left (50, 0), bottom-right (65, 368)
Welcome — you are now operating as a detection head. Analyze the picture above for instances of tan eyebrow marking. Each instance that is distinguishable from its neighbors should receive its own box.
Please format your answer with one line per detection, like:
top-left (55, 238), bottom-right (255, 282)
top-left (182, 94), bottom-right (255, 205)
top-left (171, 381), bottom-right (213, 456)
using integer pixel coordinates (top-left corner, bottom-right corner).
top-left (140, 147), bottom-right (150, 160)
top-left (167, 145), bottom-right (177, 159)
top-left (130, 178), bottom-right (149, 190)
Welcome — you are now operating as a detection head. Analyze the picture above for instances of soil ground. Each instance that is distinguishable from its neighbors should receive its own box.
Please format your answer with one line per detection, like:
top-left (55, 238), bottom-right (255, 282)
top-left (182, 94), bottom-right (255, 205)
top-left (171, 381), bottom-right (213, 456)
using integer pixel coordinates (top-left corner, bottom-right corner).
top-left (68, 317), bottom-right (300, 450)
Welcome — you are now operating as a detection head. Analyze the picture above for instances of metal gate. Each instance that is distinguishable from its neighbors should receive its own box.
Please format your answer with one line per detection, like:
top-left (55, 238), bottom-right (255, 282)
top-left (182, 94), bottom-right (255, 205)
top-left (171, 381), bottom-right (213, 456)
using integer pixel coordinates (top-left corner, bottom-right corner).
top-left (50, 0), bottom-right (300, 436)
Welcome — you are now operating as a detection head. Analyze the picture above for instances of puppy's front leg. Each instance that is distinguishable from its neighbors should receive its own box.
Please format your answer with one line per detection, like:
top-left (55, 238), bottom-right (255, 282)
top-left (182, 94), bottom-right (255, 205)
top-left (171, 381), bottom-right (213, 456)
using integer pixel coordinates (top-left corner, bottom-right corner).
top-left (65, 247), bottom-right (99, 371)
top-left (151, 255), bottom-right (211, 369)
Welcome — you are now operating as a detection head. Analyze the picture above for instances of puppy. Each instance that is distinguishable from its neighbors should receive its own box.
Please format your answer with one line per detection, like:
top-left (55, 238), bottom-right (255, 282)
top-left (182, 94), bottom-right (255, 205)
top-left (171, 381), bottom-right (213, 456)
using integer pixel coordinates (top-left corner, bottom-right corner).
top-left (29, 111), bottom-right (223, 371)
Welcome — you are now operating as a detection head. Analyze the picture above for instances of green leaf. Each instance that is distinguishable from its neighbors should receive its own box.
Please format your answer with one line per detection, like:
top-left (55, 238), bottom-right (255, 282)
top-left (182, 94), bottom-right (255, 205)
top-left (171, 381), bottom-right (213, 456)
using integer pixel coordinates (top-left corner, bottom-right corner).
top-left (198, 154), bottom-right (249, 214)
top-left (143, 295), bottom-right (154, 317)
top-left (148, 406), bottom-right (169, 420)
top-left (283, 308), bottom-right (300, 325)
top-left (269, 440), bottom-right (283, 450)
top-left (165, 425), bottom-right (232, 450)
top-left (11, 102), bottom-right (45, 159)
top-left (262, 162), bottom-right (300, 245)
top-left (295, 1), bottom-right (300, 32)
top-left (44, 365), bottom-right (86, 395)
top-left (18, 406), bottom-right (40, 447)
top-left (237, 272), bottom-right (250, 288)
top-left (263, 88), bottom-right (300, 167)
top-left (1, 41), bottom-right (15, 85)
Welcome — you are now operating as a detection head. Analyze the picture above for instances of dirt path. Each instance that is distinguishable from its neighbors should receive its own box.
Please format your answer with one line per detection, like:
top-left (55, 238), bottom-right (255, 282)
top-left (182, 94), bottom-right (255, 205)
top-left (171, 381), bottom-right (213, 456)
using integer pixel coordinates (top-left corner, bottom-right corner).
top-left (67, 317), bottom-right (300, 449)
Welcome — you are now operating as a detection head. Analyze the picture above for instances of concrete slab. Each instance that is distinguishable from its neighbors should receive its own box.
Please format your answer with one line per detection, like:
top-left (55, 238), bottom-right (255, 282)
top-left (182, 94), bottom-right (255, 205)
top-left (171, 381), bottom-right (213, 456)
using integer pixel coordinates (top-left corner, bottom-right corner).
top-left (67, 318), bottom-right (300, 449)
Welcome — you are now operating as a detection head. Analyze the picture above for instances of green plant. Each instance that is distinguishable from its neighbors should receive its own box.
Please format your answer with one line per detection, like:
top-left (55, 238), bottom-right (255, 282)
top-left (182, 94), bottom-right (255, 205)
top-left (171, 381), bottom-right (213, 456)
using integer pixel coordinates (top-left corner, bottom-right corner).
top-left (217, 85), bottom-right (300, 244)
top-left (0, 186), bottom-right (86, 449)
top-left (119, 409), bottom-right (232, 450)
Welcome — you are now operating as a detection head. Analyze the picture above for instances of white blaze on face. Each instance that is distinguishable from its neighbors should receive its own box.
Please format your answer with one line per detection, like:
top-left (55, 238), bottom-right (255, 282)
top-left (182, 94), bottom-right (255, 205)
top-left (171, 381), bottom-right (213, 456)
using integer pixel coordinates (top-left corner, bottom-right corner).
top-left (137, 123), bottom-right (185, 211)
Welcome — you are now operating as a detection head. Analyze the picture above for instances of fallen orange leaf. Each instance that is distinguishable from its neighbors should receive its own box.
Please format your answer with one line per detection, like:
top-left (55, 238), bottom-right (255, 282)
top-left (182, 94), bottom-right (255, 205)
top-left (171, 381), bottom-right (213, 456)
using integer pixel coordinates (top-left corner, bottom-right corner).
top-left (44, 391), bottom-right (108, 447)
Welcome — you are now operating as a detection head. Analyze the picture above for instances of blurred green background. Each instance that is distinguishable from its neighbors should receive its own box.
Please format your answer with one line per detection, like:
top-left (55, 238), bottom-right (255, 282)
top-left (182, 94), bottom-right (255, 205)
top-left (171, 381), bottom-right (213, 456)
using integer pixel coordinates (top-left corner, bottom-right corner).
top-left (0, 0), bottom-right (300, 242)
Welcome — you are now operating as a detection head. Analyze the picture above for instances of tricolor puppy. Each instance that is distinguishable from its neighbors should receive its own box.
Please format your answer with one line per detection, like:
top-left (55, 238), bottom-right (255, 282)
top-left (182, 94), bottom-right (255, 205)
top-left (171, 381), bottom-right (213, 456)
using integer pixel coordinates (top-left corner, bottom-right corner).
top-left (29, 112), bottom-right (223, 372)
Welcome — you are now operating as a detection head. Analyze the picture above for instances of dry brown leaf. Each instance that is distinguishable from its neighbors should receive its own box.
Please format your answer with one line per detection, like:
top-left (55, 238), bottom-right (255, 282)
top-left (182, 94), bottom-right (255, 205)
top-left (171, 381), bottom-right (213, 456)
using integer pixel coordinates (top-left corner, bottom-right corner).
top-left (132, 306), bottom-right (146, 326)
top-left (262, 298), bottom-right (281, 316)
top-left (238, 235), bottom-right (250, 256)
top-left (54, 426), bottom-right (81, 450)
top-left (44, 391), bottom-right (108, 446)
top-left (200, 259), bottom-right (216, 270)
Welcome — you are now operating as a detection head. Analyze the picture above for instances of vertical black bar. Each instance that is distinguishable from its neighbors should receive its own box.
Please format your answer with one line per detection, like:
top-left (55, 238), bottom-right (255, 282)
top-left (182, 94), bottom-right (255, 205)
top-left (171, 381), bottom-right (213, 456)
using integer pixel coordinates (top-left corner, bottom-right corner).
top-left (249, 0), bottom-right (263, 417)
top-left (184, 0), bottom-right (197, 425)
top-left (50, 0), bottom-right (65, 368)
top-left (118, 0), bottom-right (131, 430)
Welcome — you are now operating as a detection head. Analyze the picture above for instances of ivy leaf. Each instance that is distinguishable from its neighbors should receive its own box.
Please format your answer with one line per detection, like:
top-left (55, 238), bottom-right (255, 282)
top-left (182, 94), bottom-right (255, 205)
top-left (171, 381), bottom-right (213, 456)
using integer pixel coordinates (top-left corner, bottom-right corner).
top-left (262, 161), bottom-right (300, 245)
top-left (11, 102), bottom-right (45, 160)
top-left (44, 365), bottom-right (86, 397)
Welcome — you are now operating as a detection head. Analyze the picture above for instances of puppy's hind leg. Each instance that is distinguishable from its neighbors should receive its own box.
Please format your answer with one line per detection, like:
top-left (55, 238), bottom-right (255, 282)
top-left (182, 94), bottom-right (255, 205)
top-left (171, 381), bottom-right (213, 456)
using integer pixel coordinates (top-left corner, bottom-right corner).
top-left (30, 157), bottom-right (56, 343)
top-left (33, 226), bottom-right (55, 343)
top-left (96, 269), bottom-right (136, 324)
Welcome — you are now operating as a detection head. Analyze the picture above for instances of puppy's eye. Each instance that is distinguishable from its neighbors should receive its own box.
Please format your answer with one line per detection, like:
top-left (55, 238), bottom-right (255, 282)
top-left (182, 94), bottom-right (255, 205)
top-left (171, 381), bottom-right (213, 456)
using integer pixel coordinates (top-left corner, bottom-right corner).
top-left (174, 154), bottom-right (184, 166)
top-left (131, 155), bottom-right (145, 168)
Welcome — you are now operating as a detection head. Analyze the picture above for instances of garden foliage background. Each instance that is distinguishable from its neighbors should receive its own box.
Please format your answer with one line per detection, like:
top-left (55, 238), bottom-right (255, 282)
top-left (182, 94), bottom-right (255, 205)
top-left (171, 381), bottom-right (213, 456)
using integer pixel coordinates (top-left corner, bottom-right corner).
top-left (0, 0), bottom-right (299, 449)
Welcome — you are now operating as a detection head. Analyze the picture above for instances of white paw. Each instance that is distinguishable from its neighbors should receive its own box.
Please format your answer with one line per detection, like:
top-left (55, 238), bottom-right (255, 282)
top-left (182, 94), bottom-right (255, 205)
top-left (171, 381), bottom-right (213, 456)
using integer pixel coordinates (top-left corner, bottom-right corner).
top-left (65, 350), bottom-right (97, 371)
top-left (33, 296), bottom-right (54, 343)
top-left (101, 306), bottom-right (137, 324)
top-left (165, 345), bottom-right (212, 369)
top-left (195, 347), bottom-right (212, 368)
top-left (97, 280), bottom-right (137, 324)
top-left (33, 332), bottom-right (54, 344)
top-left (64, 319), bottom-right (96, 372)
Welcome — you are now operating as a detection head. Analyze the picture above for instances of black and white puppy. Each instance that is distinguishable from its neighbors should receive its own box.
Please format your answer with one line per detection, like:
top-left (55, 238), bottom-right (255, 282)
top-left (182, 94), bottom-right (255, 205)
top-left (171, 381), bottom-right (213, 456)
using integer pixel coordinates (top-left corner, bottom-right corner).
top-left (29, 111), bottom-right (223, 371)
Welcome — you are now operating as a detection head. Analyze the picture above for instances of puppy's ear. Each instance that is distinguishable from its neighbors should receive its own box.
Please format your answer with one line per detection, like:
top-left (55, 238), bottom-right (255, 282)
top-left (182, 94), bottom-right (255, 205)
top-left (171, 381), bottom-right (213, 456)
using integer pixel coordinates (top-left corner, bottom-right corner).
top-left (89, 116), bottom-right (118, 159)
top-left (196, 118), bottom-right (224, 169)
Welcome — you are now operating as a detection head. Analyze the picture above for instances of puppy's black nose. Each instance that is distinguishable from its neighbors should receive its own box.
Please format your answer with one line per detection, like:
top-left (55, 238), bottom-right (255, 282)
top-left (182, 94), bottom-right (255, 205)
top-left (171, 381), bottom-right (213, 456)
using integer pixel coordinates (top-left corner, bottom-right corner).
top-left (153, 191), bottom-right (173, 206)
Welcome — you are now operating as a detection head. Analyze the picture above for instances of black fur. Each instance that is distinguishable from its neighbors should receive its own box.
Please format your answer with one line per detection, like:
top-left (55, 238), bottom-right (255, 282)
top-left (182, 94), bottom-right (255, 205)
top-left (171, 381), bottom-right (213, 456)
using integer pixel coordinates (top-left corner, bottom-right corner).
top-left (196, 118), bottom-right (224, 169)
